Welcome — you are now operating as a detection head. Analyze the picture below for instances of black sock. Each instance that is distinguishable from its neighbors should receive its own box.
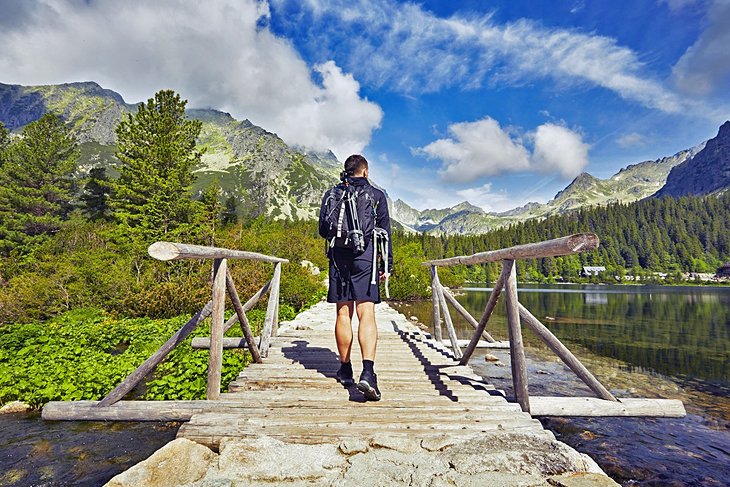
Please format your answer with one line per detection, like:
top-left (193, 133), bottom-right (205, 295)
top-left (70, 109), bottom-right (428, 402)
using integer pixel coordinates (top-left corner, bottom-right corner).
top-left (362, 360), bottom-right (375, 374)
top-left (339, 361), bottom-right (352, 371)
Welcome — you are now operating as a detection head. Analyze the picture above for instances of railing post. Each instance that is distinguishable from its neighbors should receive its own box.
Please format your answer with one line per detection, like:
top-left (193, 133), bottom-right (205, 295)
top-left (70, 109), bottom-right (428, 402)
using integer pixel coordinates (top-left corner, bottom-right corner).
top-left (207, 258), bottom-right (227, 400)
top-left (259, 262), bottom-right (282, 357)
top-left (459, 266), bottom-right (508, 365)
top-left (433, 267), bottom-right (462, 360)
top-left (430, 266), bottom-right (443, 342)
top-left (504, 259), bottom-right (529, 413)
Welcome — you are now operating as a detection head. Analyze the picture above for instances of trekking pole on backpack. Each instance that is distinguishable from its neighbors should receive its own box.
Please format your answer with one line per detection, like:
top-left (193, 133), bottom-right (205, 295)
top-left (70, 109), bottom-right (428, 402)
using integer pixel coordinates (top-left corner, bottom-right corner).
top-left (371, 227), bottom-right (390, 299)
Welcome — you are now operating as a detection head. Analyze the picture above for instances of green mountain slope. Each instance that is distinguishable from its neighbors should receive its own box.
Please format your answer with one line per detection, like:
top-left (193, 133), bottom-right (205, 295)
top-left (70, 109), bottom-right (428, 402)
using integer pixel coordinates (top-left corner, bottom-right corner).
top-left (0, 82), bottom-right (339, 219)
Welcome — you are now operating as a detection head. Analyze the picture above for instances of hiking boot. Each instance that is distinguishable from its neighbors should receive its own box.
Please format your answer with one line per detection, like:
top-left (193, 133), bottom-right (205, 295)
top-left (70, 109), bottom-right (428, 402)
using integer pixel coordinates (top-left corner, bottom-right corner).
top-left (357, 370), bottom-right (381, 401)
top-left (336, 363), bottom-right (354, 387)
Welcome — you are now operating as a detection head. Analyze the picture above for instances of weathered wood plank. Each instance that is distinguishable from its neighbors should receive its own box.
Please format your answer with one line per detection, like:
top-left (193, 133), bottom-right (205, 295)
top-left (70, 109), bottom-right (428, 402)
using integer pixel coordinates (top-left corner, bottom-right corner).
top-left (433, 269), bottom-right (462, 360)
top-left (430, 266), bottom-right (443, 342)
top-left (225, 270), bottom-right (262, 362)
top-left (148, 241), bottom-right (288, 263)
top-left (423, 233), bottom-right (599, 267)
top-left (222, 278), bottom-right (272, 333)
top-left (518, 304), bottom-right (617, 402)
top-left (97, 301), bottom-right (213, 407)
top-left (460, 266), bottom-right (508, 364)
top-left (191, 337), bottom-right (261, 349)
top-left (207, 259), bottom-right (227, 400)
top-left (259, 262), bottom-right (282, 357)
top-left (504, 259), bottom-right (530, 413)
top-left (441, 287), bottom-right (496, 343)
top-left (527, 397), bottom-right (685, 417)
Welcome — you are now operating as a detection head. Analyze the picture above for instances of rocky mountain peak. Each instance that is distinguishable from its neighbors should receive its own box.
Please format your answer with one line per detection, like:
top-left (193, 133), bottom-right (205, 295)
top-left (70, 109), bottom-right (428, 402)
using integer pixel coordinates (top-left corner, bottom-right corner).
top-left (654, 120), bottom-right (730, 198)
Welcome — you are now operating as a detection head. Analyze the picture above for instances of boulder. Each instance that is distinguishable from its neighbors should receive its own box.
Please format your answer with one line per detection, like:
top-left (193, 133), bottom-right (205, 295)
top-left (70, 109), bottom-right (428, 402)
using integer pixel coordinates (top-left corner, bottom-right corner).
top-left (104, 438), bottom-right (216, 487)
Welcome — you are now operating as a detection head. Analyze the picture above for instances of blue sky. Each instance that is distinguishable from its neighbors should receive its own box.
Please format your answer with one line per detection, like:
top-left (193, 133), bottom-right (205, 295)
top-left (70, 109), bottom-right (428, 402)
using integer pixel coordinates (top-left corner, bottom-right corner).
top-left (1, 0), bottom-right (728, 212)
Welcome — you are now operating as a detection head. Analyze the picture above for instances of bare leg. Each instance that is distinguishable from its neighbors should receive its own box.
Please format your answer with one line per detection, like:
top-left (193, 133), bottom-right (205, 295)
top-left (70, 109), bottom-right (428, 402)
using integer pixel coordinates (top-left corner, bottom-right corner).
top-left (356, 301), bottom-right (378, 361)
top-left (335, 301), bottom-right (354, 363)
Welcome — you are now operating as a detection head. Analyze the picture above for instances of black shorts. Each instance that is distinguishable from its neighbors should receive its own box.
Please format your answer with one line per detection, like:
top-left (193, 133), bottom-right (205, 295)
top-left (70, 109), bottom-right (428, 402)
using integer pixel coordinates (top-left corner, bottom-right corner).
top-left (327, 240), bottom-right (380, 303)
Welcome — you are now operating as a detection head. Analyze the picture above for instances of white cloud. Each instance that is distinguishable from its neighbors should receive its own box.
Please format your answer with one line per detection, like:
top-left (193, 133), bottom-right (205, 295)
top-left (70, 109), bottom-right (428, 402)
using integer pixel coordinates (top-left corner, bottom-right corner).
top-left (416, 118), bottom-right (589, 182)
top-left (0, 0), bottom-right (382, 158)
top-left (532, 124), bottom-right (590, 178)
top-left (417, 117), bottom-right (531, 183)
top-left (616, 132), bottom-right (649, 148)
top-left (455, 183), bottom-right (513, 212)
top-left (671, 0), bottom-right (730, 97)
top-left (271, 0), bottom-right (689, 113)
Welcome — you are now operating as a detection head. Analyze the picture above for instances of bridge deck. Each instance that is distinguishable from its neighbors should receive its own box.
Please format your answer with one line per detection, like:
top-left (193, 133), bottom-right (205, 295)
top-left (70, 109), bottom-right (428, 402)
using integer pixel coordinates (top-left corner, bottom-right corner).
top-left (177, 303), bottom-right (550, 449)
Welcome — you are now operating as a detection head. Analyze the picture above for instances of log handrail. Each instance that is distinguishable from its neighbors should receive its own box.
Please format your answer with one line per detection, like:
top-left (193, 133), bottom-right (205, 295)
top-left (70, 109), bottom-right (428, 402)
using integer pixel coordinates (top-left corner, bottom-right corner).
top-left (423, 233), bottom-right (598, 267)
top-left (96, 242), bottom-right (287, 407)
top-left (149, 242), bottom-right (289, 263)
top-left (423, 233), bottom-right (614, 413)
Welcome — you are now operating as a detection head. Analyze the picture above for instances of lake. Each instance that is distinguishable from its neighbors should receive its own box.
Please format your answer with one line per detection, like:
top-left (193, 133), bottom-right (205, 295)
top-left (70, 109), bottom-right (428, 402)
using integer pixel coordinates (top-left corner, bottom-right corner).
top-left (394, 284), bottom-right (730, 486)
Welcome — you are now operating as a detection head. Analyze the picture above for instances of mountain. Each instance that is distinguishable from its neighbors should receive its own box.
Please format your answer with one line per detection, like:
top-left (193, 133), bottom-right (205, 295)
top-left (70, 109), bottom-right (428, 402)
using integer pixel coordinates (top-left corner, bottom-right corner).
top-left (394, 144), bottom-right (702, 235)
top-left (654, 121), bottom-right (730, 198)
top-left (0, 82), bottom-right (340, 220)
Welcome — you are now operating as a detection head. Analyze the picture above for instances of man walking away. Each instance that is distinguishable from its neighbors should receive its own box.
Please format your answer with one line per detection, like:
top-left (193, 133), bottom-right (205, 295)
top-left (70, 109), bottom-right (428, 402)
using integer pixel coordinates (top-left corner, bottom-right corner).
top-left (318, 154), bottom-right (393, 401)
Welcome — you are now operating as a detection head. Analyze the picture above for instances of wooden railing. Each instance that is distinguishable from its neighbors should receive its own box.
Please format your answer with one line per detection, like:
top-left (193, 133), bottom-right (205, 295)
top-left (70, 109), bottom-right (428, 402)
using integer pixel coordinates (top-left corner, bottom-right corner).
top-left (423, 233), bottom-right (617, 413)
top-left (96, 242), bottom-right (288, 406)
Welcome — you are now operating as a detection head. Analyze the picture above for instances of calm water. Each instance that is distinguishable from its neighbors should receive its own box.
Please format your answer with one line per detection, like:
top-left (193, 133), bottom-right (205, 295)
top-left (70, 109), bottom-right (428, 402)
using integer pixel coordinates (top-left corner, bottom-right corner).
top-left (0, 413), bottom-right (178, 486)
top-left (395, 284), bottom-right (730, 486)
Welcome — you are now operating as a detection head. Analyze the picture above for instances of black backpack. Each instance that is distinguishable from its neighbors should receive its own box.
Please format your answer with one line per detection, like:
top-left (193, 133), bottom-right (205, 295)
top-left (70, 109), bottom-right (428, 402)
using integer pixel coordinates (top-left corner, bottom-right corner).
top-left (319, 182), bottom-right (376, 255)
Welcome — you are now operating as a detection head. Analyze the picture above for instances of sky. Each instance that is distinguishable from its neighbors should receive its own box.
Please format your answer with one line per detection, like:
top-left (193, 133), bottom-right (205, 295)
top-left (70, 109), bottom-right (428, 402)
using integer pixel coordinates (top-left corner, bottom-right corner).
top-left (0, 0), bottom-right (728, 212)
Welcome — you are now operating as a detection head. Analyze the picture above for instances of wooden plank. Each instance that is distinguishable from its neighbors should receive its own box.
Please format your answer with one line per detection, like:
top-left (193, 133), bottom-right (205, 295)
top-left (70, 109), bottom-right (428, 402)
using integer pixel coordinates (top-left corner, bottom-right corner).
top-left (460, 267), bottom-right (508, 365)
top-left (423, 233), bottom-right (599, 267)
top-left (97, 301), bottom-right (213, 407)
top-left (226, 270), bottom-right (262, 362)
top-left (41, 400), bottom-right (524, 421)
top-left (430, 266), bottom-right (443, 342)
top-left (504, 260), bottom-right (530, 413)
top-left (433, 269), bottom-right (462, 360)
top-left (258, 262), bottom-right (282, 357)
top-left (148, 241), bottom-right (288, 263)
top-left (222, 278), bottom-right (272, 333)
top-left (191, 337), bottom-right (259, 349)
top-left (447, 340), bottom-right (510, 349)
top-left (207, 259), bottom-right (227, 400)
top-left (527, 397), bottom-right (686, 417)
top-left (518, 304), bottom-right (617, 402)
top-left (441, 287), bottom-right (496, 343)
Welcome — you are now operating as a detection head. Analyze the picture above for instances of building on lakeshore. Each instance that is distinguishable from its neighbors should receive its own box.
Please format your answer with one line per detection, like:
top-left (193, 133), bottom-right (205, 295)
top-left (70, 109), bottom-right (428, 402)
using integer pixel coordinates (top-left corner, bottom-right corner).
top-left (582, 266), bottom-right (606, 277)
top-left (716, 263), bottom-right (730, 278)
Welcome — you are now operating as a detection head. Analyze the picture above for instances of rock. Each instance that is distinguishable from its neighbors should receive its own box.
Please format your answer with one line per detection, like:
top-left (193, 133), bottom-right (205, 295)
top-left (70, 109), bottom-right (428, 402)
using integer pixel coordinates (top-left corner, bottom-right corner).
top-left (210, 436), bottom-right (345, 484)
top-left (485, 354), bottom-right (500, 362)
top-left (104, 438), bottom-right (216, 487)
top-left (433, 470), bottom-right (550, 486)
top-left (370, 434), bottom-right (420, 453)
top-left (300, 260), bottom-right (321, 276)
top-left (0, 401), bottom-right (31, 414)
top-left (579, 431), bottom-right (598, 441)
top-left (547, 472), bottom-right (620, 486)
top-left (421, 435), bottom-right (457, 452)
top-left (409, 316), bottom-right (418, 321)
top-left (339, 438), bottom-right (369, 455)
top-left (537, 369), bottom-right (551, 375)
top-left (494, 361), bottom-right (507, 367)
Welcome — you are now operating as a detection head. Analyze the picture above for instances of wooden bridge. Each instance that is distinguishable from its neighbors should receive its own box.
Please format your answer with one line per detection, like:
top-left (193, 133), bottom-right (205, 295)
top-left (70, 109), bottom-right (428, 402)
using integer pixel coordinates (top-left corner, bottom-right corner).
top-left (42, 234), bottom-right (685, 449)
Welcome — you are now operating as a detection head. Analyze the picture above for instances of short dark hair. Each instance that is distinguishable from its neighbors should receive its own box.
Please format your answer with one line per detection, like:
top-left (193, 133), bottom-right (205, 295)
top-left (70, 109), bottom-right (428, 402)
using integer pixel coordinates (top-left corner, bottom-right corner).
top-left (344, 154), bottom-right (368, 176)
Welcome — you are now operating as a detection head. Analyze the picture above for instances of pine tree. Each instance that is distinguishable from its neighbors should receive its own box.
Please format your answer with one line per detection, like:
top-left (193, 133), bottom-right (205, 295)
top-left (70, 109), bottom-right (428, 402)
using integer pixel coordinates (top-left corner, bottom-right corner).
top-left (0, 122), bottom-right (9, 166)
top-left (222, 196), bottom-right (239, 226)
top-left (81, 167), bottom-right (111, 221)
top-left (111, 90), bottom-right (203, 239)
top-left (0, 114), bottom-right (79, 255)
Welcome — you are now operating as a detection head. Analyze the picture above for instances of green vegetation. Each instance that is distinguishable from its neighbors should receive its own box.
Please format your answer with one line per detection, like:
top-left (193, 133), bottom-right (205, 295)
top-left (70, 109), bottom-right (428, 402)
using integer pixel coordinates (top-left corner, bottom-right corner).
top-left (402, 192), bottom-right (730, 284)
top-left (0, 114), bottom-right (79, 256)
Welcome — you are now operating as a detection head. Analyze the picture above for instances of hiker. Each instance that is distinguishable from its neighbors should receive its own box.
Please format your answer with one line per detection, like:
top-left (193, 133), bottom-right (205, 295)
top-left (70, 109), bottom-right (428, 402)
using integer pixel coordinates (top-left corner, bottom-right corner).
top-left (318, 154), bottom-right (393, 401)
